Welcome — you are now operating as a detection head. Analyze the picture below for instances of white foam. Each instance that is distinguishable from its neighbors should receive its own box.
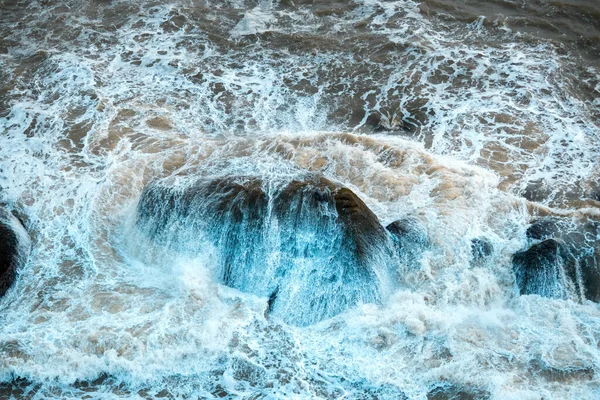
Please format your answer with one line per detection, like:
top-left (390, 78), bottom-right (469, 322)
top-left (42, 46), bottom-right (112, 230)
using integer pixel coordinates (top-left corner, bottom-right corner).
top-left (0, 0), bottom-right (599, 398)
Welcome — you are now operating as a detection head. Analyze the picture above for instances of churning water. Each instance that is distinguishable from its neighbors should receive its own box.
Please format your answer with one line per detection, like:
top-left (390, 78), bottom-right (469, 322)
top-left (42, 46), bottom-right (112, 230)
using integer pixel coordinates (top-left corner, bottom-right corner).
top-left (1, 0), bottom-right (600, 398)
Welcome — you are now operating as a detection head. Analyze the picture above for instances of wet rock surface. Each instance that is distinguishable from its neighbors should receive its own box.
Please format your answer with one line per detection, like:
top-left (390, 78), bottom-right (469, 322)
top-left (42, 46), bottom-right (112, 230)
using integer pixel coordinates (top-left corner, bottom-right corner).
top-left (386, 217), bottom-right (429, 269)
top-left (136, 175), bottom-right (392, 326)
top-left (365, 110), bottom-right (406, 132)
top-left (427, 382), bottom-right (491, 400)
top-left (0, 208), bottom-right (30, 297)
top-left (512, 217), bottom-right (600, 301)
top-left (513, 239), bottom-right (567, 299)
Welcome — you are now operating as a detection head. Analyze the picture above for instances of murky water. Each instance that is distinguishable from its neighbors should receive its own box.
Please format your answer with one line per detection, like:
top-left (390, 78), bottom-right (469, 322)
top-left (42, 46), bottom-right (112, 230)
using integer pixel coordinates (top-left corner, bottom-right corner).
top-left (1, 0), bottom-right (599, 398)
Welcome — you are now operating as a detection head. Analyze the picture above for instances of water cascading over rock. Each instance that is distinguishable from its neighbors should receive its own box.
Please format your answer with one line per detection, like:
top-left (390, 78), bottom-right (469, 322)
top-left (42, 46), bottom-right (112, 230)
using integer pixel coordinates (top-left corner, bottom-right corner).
top-left (135, 175), bottom-right (394, 326)
top-left (385, 217), bottom-right (429, 270)
top-left (0, 208), bottom-right (31, 297)
top-left (512, 217), bottom-right (600, 301)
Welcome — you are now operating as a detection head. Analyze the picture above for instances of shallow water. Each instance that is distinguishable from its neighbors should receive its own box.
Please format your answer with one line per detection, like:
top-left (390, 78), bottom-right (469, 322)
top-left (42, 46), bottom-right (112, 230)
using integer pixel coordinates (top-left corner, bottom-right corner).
top-left (0, 0), bottom-right (599, 399)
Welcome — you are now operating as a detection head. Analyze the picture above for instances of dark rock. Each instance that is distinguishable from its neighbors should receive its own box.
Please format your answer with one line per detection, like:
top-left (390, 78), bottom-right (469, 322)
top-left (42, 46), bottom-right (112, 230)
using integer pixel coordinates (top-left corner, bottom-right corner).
top-left (525, 217), bottom-right (566, 241)
top-left (513, 217), bottom-right (600, 302)
top-left (529, 357), bottom-right (594, 382)
top-left (365, 111), bottom-right (382, 129)
top-left (386, 217), bottom-right (429, 268)
top-left (136, 175), bottom-right (391, 326)
top-left (351, 382), bottom-right (407, 400)
top-left (0, 223), bottom-right (18, 297)
top-left (471, 237), bottom-right (493, 263)
top-left (365, 110), bottom-right (405, 132)
top-left (521, 179), bottom-right (551, 202)
top-left (513, 239), bottom-right (569, 299)
top-left (266, 286), bottom-right (279, 316)
top-left (427, 383), bottom-right (490, 400)
top-left (270, 177), bottom-right (389, 261)
top-left (333, 187), bottom-right (389, 259)
top-left (0, 208), bottom-right (30, 297)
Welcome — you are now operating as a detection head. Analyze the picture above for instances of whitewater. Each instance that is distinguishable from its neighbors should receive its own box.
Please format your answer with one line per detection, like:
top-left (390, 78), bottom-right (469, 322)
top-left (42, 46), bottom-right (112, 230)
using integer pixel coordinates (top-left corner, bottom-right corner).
top-left (0, 0), bottom-right (599, 398)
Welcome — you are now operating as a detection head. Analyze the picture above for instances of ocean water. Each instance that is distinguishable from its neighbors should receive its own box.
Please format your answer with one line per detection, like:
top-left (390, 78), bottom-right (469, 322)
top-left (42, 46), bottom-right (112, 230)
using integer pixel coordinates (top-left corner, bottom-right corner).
top-left (0, 0), bottom-right (599, 398)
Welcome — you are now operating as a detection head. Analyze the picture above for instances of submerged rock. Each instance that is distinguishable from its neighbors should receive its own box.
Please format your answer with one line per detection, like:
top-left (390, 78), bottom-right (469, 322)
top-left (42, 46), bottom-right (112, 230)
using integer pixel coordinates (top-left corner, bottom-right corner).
top-left (427, 383), bottom-right (490, 400)
top-left (351, 382), bottom-right (407, 399)
top-left (0, 208), bottom-right (30, 297)
top-left (470, 237), bottom-right (493, 263)
top-left (525, 217), bottom-right (565, 241)
top-left (512, 217), bottom-right (600, 302)
top-left (386, 217), bottom-right (429, 268)
top-left (365, 110), bottom-right (405, 132)
top-left (136, 175), bottom-right (391, 326)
